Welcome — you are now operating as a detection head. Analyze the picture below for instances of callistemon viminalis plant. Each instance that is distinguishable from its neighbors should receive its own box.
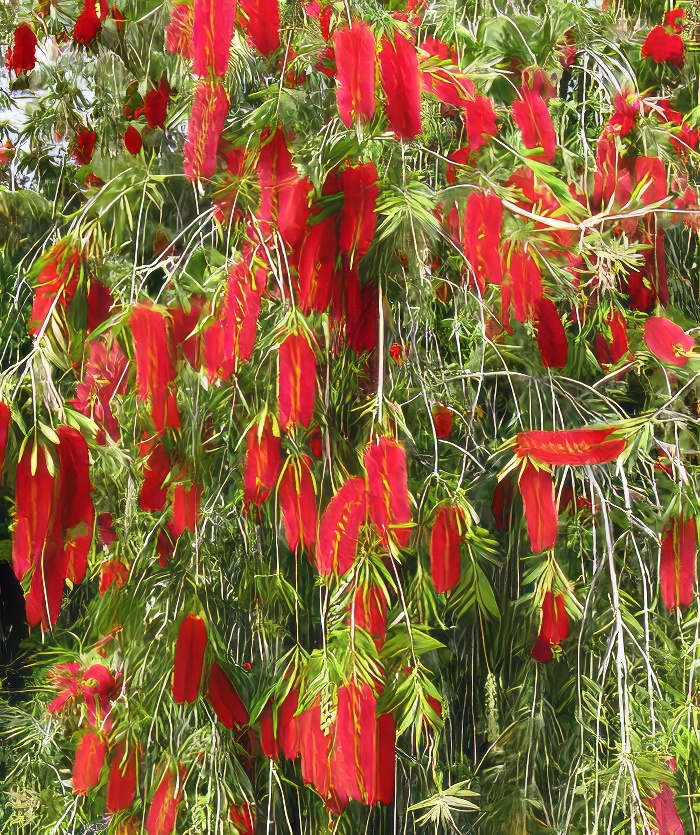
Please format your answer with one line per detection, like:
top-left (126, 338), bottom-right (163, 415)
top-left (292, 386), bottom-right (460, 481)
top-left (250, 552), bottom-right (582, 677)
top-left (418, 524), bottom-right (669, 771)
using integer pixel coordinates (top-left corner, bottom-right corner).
top-left (1, 0), bottom-right (700, 832)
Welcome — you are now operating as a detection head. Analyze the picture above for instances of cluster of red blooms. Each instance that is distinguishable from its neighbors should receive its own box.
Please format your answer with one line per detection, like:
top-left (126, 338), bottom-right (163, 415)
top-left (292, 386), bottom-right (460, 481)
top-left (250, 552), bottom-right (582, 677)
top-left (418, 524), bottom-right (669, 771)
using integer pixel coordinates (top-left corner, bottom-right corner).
top-left (642, 9), bottom-right (686, 67)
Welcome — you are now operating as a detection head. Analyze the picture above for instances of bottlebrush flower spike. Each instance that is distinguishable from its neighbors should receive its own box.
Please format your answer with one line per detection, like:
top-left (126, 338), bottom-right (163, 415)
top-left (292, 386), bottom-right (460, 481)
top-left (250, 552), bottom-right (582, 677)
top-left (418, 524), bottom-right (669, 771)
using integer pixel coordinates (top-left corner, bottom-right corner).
top-left (464, 95), bottom-right (498, 153)
top-left (351, 583), bottom-right (387, 643)
top-left (74, 0), bottom-right (107, 44)
top-left (518, 461), bottom-right (557, 554)
top-left (130, 303), bottom-right (180, 435)
top-left (375, 712), bottom-right (396, 804)
top-left (507, 245), bottom-right (542, 323)
top-left (330, 682), bottom-right (377, 806)
top-left (144, 78), bottom-right (171, 129)
top-left (297, 216), bottom-right (338, 314)
top-left (238, 0), bottom-right (280, 56)
top-left (56, 425), bottom-right (94, 587)
top-left (206, 661), bottom-right (248, 728)
top-left (277, 688), bottom-right (301, 759)
top-left (243, 419), bottom-right (282, 506)
top-left (73, 128), bottom-right (97, 165)
top-left (99, 558), bottom-right (129, 596)
top-left (6, 23), bottom-right (37, 73)
top-left (463, 191), bottom-right (503, 292)
top-left (278, 455), bottom-right (317, 553)
top-left (536, 297), bottom-right (568, 369)
top-left (0, 401), bottom-right (10, 471)
top-left (165, 2), bottom-right (193, 59)
top-left (230, 803), bottom-right (255, 834)
top-left (333, 23), bottom-right (377, 128)
top-left (168, 483), bottom-right (201, 539)
top-left (183, 80), bottom-right (229, 180)
top-left (594, 310), bottom-right (630, 369)
top-left (123, 126), bottom-right (142, 154)
top-left (644, 316), bottom-right (696, 367)
top-left (316, 476), bottom-right (367, 575)
top-left (430, 505), bottom-right (464, 593)
top-left (339, 162), bottom-right (378, 265)
top-left (379, 34), bottom-right (422, 139)
top-left (634, 156), bottom-right (667, 206)
top-left (139, 440), bottom-right (171, 512)
top-left (172, 613), bottom-right (207, 704)
top-left (192, 0), bottom-right (236, 77)
top-left (645, 782), bottom-right (684, 835)
top-left (72, 730), bottom-right (107, 794)
top-left (364, 436), bottom-right (412, 548)
top-left (515, 427), bottom-right (626, 466)
top-left (512, 86), bottom-right (556, 163)
top-left (277, 332), bottom-right (316, 431)
top-left (642, 25), bottom-right (684, 67)
top-left (259, 699), bottom-right (279, 757)
top-left (29, 242), bottom-right (83, 335)
top-left (106, 741), bottom-right (138, 813)
top-left (531, 590), bottom-right (569, 662)
top-left (659, 516), bottom-right (697, 610)
top-left (432, 405), bottom-right (452, 439)
top-left (145, 764), bottom-right (186, 835)
top-left (297, 699), bottom-right (332, 797)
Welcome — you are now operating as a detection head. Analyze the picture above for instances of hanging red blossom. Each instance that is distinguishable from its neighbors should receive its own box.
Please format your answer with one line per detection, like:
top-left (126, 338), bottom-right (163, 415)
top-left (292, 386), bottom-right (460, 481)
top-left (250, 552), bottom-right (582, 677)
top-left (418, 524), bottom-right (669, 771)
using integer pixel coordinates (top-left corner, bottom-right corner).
top-left (365, 436), bottom-right (412, 548)
top-left (379, 34), bottom-right (422, 139)
top-left (243, 419), bottom-right (282, 507)
top-left (139, 440), bottom-right (171, 512)
top-left (73, 129), bottom-right (97, 165)
top-left (297, 700), bottom-right (332, 797)
top-left (29, 242), bottom-right (83, 335)
top-left (506, 245), bottom-right (542, 324)
top-left (518, 461), bottom-right (557, 554)
top-left (297, 216), bottom-right (338, 314)
top-left (165, 2), bottom-right (193, 58)
top-left (316, 476), bottom-right (367, 575)
top-left (336, 265), bottom-right (379, 354)
top-left (330, 682), bottom-right (377, 806)
top-left (130, 303), bottom-right (180, 434)
top-left (168, 483), bottom-right (201, 539)
top-left (145, 764), bottom-right (186, 835)
top-left (643, 316), bottom-right (696, 367)
top-left (464, 95), bottom-right (498, 153)
top-left (278, 455), bottom-right (317, 553)
top-left (351, 583), bottom-right (387, 643)
top-left (47, 661), bottom-right (117, 728)
top-left (646, 782), bottom-right (684, 835)
top-left (531, 590), bottom-right (569, 662)
top-left (375, 712), bottom-right (396, 804)
top-left (430, 505), bottom-right (464, 593)
top-left (333, 23), bottom-right (376, 128)
top-left (277, 332), bottom-right (316, 431)
top-left (230, 803), bottom-right (256, 834)
top-left (74, 0), bottom-right (107, 44)
top-left (238, 0), bottom-right (280, 56)
top-left (277, 688), bottom-right (301, 759)
top-left (642, 25), bottom-right (684, 67)
top-left (207, 661), bottom-right (249, 729)
top-left (634, 156), bottom-right (667, 206)
top-left (464, 191), bottom-right (503, 292)
top-left (145, 78), bottom-right (171, 129)
top-left (6, 23), bottom-right (37, 73)
top-left (86, 278), bottom-right (114, 332)
top-left (339, 162), bottom-right (378, 265)
top-left (594, 310), bottom-right (631, 369)
top-left (106, 741), bottom-right (138, 813)
top-left (172, 613), bottom-right (207, 704)
top-left (259, 699), bottom-right (279, 757)
top-left (536, 297), bottom-right (568, 369)
top-left (123, 125), bottom-right (142, 155)
top-left (192, 0), bottom-right (236, 77)
top-left (512, 86), bottom-right (556, 163)
top-left (659, 516), bottom-right (697, 610)
top-left (72, 730), bottom-right (107, 794)
top-left (183, 80), bottom-right (229, 180)
top-left (515, 427), bottom-right (626, 466)
top-left (432, 405), bottom-right (452, 439)
top-left (98, 558), bottom-right (129, 596)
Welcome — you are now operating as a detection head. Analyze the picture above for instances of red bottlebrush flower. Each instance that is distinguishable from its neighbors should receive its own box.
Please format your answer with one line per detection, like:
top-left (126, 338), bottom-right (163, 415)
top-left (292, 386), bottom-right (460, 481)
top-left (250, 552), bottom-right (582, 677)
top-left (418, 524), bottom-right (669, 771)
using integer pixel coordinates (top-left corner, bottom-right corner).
top-left (297, 700), bottom-right (332, 797)
top-left (464, 95), bottom-right (498, 153)
top-left (642, 26), bottom-right (684, 67)
top-left (309, 425), bottom-right (323, 458)
top-left (518, 461), bottom-right (557, 554)
top-left (277, 332), bottom-right (316, 431)
top-left (375, 712), bottom-right (396, 804)
top-left (106, 741), bottom-right (137, 813)
top-left (169, 296), bottom-right (204, 368)
top-left (536, 297), bottom-right (568, 369)
top-left (29, 242), bottom-right (82, 334)
top-left (379, 34), bottom-right (422, 139)
top-left (86, 279), bottom-right (114, 332)
top-left (145, 764), bottom-right (185, 835)
top-left (168, 483), bottom-right (201, 539)
top-left (330, 682), bottom-right (377, 806)
top-left (207, 661), bottom-right (248, 729)
top-left (605, 88), bottom-right (640, 136)
top-left (464, 191), bottom-right (503, 292)
top-left (512, 86), bottom-right (556, 163)
top-left (183, 80), bottom-right (229, 181)
top-left (298, 216), bottom-right (338, 314)
top-left (351, 583), bottom-right (387, 643)
top-left (339, 161), bottom-right (378, 264)
top-left (333, 23), bottom-right (376, 128)
top-left (644, 316), bottom-right (696, 367)
top-left (660, 516), bottom-right (697, 610)
top-left (667, 8), bottom-right (686, 31)
top-left (339, 265), bottom-right (378, 354)
top-left (0, 401), bottom-right (11, 472)
top-left (634, 156), bottom-right (667, 205)
top-left (74, 0), bottom-right (106, 44)
top-left (316, 476), bottom-right (367, 575)
top-left (99, 558), bottom-right (129, 596)
top-left (48, 662), bottom-right (117, 728)
top-left (388, 342), bottom-right (404, 364)
top-left (144, 78), bottom-right (170, 129)
top-left (515, 427), bottom-right (626, 466)
top-left (277, 688), bottom-right (300, 759)
top-left (139, 440), bottom-right (171, 512)
top-left (6, 23), bottom-right (37, 73)
top-left (594, 310), bottom-right (630, 369)
top-left (365, 436), bottom-right (412, 548)
top-left (238, 0), bottom-right (280, 56)
top-left (230, 803), bottom-right (255, 834)
top-left (156, 529), bottom-right (173, 567)
top-left (172, 613), bottom-right (207, 704)
top-left (531, 590), bottom-right (569, 662)
top-left (72, 730), bottom-right (107, 794)
top-left (492, 474), bottom-right (517, 532)
top-left (123, 125), bottom-right (142, 154)
top-left (432, 405), bottom-right (452, 439)
top-left (259, 699), bottom-right (279, 757)
top-left (165, 2), bottom-right (193, 58)
top-left (507, 246), bottom-right (542, 323)
top-left (73, 129), bottom-right (97, 165)
top-left (646, 783), bottom-right (684, 835)
top-left (192, 0), bottom-right (236, 77)
top-left (130, 303), bottom-right (180, 434)
top-left (430, 505), bottom-right (464, 593)
top-left (243, 419), bottom-right (282, 507)
top-left (278, 455), bottom-right (317, 553)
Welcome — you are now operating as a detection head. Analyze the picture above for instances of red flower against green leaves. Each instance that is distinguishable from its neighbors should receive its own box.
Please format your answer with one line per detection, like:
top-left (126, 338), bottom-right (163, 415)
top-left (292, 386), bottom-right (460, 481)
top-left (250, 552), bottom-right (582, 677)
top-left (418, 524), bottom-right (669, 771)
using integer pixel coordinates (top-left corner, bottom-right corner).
top-left (642, 25), bottom-right (684, 67)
